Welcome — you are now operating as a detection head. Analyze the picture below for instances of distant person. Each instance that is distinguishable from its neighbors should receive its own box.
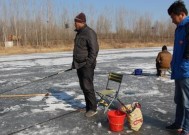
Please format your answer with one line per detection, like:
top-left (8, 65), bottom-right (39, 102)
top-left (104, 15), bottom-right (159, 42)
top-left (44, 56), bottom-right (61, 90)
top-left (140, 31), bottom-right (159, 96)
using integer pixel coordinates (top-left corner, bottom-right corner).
top-left (155, 45), bottom-right (172, 76)
top-left (72, 12), bottom-right (99, 117)
top-left (166, 1), bottom-right (189, 135)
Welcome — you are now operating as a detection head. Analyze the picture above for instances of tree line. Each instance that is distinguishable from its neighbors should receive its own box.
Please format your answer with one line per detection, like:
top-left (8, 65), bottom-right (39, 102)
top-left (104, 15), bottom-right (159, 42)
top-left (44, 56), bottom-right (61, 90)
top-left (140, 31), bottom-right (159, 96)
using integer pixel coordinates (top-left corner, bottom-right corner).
top-left (0, 0), bottom-right (175, 48)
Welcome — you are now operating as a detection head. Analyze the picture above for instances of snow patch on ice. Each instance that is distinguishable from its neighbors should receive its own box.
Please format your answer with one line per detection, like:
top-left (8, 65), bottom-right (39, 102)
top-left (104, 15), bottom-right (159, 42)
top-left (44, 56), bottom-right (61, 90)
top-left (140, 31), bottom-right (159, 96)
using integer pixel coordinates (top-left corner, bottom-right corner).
top-left (18, 125), bottom-right (66, 135)
top-left (97, 122), bottom-right (102, 128)
top-left (35, 125), bottom-right (41, 129)
top-left (45, 96), bottom-right (61, 104)
top-left (27, 96), bottom-right (44, 102)
top-left (156, 77), bottom-right (174, 83)
top-left (31, 103), bottom-right (75, 113)
top-left (146, 125), bottom-right (152, 129)
top-left (124, 89), bottom-right (161, 97)
top-left (0, 67), bottom-right (24, 71)
top-left (52, 83), bottom-right (65, 88)
top-left (75, 95), bottom-right (84, 100)
top-left (150, 100), bottom-right (162, 104)
top-left (0, 80), bottom-right (6, 83)
top-left (0, 72), bottom-right (32, 77)
top-left (65, 91), bottom-right (76, 96)
top-left (154, 108), bottom-right (167, 114)
top-left (152, 86), bottom-right (158, 90)
top-left (53, 82), bottom-right (79, 88)
top-left (16, 112), bottom-right (29, 117)
top-left (70, 127), bottom-right (82, 134)
top-left (97, 51), bottom-right (158, 64)
top-left (28, 92), bottom-right (85, 113)
top-left (164, 79), bottom-right (174, 83)
top-left (33, 77), bottom-right (43, 80)
top-left (97, 74), bottom-right (107, 77)
top-left (0, 80), bottom-right (7, 84)
top-left (0, 105), bottom-right (21, 113)
top-left (66, 82), bottom-right (79, 87)
top-left (126, 130), bottom-right (133, 133)
top-left (22, 126), bottom-right (82, 135)
top-left (118, 66), bottom-right (127, 70)
top-left (137, 90), bottom-right (160, 96)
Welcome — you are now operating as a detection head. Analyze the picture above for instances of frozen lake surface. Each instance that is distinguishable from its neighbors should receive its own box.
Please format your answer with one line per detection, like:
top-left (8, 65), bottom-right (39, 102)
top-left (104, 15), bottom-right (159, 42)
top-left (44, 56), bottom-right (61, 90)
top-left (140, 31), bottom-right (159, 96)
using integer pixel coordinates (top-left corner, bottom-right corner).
top-left (0, 47), bottom-right (178, 135)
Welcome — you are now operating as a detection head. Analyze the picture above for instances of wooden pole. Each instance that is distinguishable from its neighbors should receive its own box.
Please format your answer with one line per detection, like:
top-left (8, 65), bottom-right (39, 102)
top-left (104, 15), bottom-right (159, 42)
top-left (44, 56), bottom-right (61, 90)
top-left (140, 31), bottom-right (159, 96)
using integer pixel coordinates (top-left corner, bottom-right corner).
top-left (0, 93), bottom-right (50, 98)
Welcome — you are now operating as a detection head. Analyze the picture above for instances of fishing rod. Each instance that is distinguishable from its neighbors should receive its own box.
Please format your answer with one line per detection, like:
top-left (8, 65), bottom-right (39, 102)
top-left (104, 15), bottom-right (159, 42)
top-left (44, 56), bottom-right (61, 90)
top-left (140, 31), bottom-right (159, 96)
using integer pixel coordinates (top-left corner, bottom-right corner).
top-left (0, 68), bottom-right (72, 95)
top-left (7, 107), bottom-right (85, 135)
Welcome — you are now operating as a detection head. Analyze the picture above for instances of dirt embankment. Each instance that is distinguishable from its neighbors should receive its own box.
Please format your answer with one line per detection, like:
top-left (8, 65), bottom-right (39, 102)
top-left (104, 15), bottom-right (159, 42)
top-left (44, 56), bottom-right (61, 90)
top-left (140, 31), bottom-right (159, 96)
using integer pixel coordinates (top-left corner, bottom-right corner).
top-left (0, 41), bottom-right (173, 55)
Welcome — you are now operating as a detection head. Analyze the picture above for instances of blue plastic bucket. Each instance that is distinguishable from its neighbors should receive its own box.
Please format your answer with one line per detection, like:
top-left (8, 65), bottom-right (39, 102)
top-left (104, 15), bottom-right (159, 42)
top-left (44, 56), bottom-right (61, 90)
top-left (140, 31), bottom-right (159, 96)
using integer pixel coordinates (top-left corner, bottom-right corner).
top-left (134, 69), bottom-right (142, 75)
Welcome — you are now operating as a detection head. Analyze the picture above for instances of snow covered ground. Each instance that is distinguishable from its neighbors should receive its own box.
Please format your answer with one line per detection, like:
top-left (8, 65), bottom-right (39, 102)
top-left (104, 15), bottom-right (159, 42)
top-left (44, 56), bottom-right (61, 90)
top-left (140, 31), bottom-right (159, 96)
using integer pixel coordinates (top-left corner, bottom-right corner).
top-left (0, 47), bottom-right (178, 135)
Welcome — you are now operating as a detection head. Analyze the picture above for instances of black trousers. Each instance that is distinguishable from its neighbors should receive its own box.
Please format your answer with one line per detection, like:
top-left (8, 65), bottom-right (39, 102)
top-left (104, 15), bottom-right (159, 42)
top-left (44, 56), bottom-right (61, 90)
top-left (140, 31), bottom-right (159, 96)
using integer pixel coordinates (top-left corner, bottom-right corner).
top-left (77, 66), bottom-right (97, 111)
top-left (156, 62), bottom-right (161, 76)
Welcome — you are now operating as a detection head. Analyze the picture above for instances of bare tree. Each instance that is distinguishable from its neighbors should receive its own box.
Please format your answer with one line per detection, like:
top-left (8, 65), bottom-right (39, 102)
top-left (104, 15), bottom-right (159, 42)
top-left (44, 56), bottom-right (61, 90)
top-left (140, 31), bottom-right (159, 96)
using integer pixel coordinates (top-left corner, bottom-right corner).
top-left (96, 15), bottom-right (111, 36)
top-left (115, 7), bottom-right (127, 40)
top-left (0, 0), bottom-right (175, 49)
top-left (1, 1), bottom-right (8, 43)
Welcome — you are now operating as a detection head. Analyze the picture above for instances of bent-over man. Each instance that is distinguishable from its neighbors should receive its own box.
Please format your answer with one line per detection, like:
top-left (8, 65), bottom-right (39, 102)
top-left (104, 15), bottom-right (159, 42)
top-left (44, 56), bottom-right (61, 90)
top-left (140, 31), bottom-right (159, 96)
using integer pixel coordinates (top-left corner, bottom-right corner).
top-left (156, 45), bottom-right (172, 76)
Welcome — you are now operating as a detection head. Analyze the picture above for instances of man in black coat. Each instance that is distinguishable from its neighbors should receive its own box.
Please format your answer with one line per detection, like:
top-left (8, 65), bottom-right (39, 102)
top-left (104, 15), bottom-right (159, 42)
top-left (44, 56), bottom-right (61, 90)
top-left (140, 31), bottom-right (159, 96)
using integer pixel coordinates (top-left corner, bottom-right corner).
top-left (72, 12), bottom-right (99, 117)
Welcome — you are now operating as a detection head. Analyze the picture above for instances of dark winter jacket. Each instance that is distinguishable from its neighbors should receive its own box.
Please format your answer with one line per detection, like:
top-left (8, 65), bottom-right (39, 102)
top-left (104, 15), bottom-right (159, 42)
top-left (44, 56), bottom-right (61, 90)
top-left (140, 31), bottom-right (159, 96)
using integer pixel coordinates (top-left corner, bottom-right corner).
top-left (171, 16), bottom-right (189, 79)
top-left (72, 25), bottom-right (99, 69)
top-left (156, 50), bottom-right (172, 69)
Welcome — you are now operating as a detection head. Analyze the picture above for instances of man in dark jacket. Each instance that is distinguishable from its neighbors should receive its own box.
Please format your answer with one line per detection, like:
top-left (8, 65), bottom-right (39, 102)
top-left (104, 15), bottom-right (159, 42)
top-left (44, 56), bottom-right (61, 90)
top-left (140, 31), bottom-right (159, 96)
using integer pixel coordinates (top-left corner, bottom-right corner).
top-left (72, 12), bottom-right (99, 117)
top-left (166, 1), bottom-right (189, 135)
top-left (156, 45), bottom-right (172, 76)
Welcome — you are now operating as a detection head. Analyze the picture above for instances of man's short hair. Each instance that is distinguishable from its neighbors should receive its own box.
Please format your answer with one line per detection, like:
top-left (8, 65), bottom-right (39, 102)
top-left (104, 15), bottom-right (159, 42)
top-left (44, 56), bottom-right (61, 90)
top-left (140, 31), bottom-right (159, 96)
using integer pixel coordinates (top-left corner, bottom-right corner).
top-left (168, 1), bottom-right (188, 16)
top-left (162, 45), bottom-right (167, 51)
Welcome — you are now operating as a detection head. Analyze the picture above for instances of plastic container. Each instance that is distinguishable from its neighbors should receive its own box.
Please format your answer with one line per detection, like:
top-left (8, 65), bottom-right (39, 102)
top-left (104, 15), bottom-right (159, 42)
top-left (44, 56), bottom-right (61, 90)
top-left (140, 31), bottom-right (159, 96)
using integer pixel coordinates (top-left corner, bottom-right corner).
top-left (107, 110), bottom-right (126, 132)
top-left (134, 69), bottom-right (143, 75)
